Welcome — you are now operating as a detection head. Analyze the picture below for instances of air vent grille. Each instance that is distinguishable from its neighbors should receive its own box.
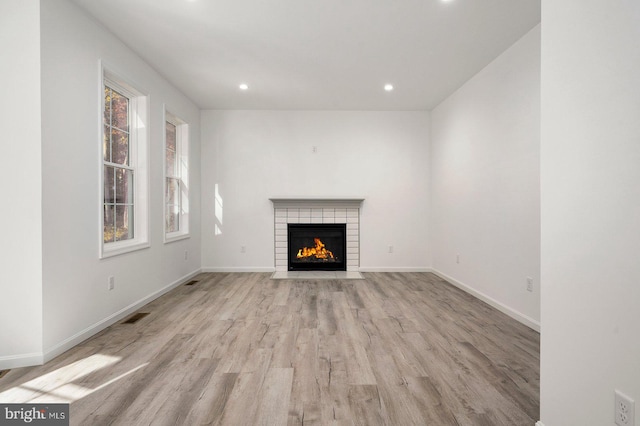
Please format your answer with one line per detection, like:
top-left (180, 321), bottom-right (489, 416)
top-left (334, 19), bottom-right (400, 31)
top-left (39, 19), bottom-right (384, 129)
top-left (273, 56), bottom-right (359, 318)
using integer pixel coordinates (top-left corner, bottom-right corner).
top-left (122, 312), bottom-right (150, 324)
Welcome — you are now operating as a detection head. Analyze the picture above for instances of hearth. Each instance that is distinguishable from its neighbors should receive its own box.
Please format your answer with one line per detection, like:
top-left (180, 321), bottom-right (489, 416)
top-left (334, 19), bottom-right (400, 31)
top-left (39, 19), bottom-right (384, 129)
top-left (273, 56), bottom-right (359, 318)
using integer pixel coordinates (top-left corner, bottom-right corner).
top-left (288, 223), bottom-right (346, 271)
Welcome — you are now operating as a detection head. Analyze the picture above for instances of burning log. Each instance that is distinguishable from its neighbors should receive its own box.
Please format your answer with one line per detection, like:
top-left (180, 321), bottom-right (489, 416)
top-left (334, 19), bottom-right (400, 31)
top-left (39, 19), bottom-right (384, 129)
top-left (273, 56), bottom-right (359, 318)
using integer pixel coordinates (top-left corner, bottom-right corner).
top-left (296, 238), bottom-right (336, 261)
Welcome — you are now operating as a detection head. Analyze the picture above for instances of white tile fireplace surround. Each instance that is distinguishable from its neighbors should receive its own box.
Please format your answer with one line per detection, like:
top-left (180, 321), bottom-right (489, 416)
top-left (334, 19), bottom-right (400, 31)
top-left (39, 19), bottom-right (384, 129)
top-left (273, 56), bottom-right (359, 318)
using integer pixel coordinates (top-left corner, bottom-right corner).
top-left (270, 199), bottom-right (364, 273)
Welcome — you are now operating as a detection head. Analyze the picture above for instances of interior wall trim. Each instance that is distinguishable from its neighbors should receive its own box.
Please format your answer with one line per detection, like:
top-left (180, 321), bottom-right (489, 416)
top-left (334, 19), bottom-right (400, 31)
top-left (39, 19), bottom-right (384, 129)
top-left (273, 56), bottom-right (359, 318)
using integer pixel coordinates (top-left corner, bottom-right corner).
top-left (358, 267), bottom-right (431, 272)
top-left (41, 268), bottom-right (202, 365)
top-left (201, 267), bottom-right (276, 273)
top-left (430, 268), bottom-right (541, 332)
top-left (0, 352), bottom-right (44, 371)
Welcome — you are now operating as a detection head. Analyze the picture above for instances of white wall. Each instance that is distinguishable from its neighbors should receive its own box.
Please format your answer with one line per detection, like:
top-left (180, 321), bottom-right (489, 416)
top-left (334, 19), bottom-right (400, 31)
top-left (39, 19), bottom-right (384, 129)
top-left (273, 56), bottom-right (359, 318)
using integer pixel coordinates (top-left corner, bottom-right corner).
top-left (201, 110), bottom-right (430, 272)
top-left (37, 0), bottom-right (201, 362)
top-left (430, 25), bottom-right (541, 329)
top-left (540, 2), bottom-right (640, 425)
top-left (0, 0), bottom-right (44, 368)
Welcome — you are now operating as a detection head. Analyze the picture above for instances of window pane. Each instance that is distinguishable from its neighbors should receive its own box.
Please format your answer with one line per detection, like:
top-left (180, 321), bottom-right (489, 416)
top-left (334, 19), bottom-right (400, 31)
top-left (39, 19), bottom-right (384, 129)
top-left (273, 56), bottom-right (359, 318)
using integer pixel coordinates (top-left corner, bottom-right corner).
top-left (103, 204), bottom-right (115, 243)
top-left (115, 204), bottom-right (134, 241)
top-left (104, 87), bottom-right (111, 127)
top-left (166, 148), bottom-right (176, 177)
top-left (166, 178), bottom-right (179, 205)
top-left (111, 128), bottom-right (129, 165)
top-left (104, 166), bottom-right (115, 203)
top-left (103, 125), bottom-right (111, 162)
top-left (115, 168), bottom-right (133, 204)
top-left (166, 122), bottom-right (176, 151)
top-left (166, 121), bottom-right (177, 177)
top-left (166, 206), bottom-right (179, 233)
top-left (127, 170), bottom-right (134, 203)
top-left (111, 89), bottom-right (129, 132)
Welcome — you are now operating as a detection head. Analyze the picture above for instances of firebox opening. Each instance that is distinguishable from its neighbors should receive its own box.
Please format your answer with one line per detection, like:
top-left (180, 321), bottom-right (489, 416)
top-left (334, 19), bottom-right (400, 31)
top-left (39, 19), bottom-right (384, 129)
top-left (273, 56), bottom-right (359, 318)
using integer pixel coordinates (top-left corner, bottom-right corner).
top-left (288, 223), bottom-right (346, 271)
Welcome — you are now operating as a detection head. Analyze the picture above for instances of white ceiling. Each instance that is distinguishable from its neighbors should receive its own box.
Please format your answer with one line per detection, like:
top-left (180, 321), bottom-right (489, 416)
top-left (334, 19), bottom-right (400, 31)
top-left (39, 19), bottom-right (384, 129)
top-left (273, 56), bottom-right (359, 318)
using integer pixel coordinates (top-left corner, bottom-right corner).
top-left (70, 0), bottom-right (540, 110)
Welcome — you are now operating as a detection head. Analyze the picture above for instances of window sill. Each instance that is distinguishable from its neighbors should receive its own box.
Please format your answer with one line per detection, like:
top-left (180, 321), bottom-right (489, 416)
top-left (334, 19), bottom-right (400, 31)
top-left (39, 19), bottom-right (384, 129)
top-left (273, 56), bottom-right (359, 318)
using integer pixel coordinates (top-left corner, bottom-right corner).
top-left (100, 240), bottom-right (150, 259)
top-left (164, 232), bottom-right (190, 244)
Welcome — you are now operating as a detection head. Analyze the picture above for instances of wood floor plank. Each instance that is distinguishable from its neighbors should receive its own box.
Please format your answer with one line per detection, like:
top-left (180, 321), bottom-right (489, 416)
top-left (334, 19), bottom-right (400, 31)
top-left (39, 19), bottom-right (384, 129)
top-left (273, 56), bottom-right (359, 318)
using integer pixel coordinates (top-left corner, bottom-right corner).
top-left (254, 367), bottom-right (293, 426)
top-left (217, 348), bottom-right (273, 425)
top-left (272, 280), bottom-right (292, 306)
top-left (287, 328), bottom-right (321, 425)
top-left (347, 385), bottom-right (385, 425)
top-left (316, 334), bottom-right (352, 425)
top-left (0, 272), bottom-right (539, 425)
top-left (182, 372), bottom-right (238, 426)
top-left (331, 291), bottom-right (377, 385)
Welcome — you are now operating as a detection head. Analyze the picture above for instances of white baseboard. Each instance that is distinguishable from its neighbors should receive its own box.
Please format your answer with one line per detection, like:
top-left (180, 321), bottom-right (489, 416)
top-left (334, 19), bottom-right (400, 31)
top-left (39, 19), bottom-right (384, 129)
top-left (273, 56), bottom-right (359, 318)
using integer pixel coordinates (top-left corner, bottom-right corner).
top-left (430, 268), bottom-right (541, 332)
top-left (535, 421), bottom-right (545, 426)
top-left (0, 352), bottom-right (44, 370)
top-left (41, 268), bottom-right (202, 364)
top-left (358, 267), bottom-right (432, 272)
top-left (201, 267), bottom-right (275, 273)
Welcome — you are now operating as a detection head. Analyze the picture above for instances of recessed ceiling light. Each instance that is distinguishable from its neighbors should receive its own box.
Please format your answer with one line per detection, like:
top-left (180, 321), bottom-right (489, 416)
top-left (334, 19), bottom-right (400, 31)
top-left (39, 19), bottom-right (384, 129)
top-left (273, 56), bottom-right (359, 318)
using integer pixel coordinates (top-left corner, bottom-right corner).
top-left (384, 84), bottom-right (394, 92)
top-left (239, 83), bottom-right (249, 91)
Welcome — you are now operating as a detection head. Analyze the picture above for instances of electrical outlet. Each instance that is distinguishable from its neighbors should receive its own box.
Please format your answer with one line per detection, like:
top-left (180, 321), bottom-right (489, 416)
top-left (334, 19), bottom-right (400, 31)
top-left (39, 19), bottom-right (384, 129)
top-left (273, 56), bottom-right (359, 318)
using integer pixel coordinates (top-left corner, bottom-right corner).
top-left (526, 277), bottom-right (533, 292)
top-left (388, 245), bottom-right (393, 253)
top-left (616, 390), bottom-right (635, 426)
top-left (241, 246), bottom-right (246, 253)
top-left (184, 250), bottom-right (188, 261)
top-left (108, 276), bottom-right (115, 291)
top-left (312, 146), bottom-right (317, 153)
top-left (456, 254), bottom-right (460, 264)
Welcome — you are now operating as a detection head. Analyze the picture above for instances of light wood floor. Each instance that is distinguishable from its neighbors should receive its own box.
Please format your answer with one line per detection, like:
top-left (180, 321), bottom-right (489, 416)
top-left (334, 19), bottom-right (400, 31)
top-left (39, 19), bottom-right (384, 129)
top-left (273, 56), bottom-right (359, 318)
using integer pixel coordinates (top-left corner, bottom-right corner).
top-left (0, 272), bottom-right (539, 425)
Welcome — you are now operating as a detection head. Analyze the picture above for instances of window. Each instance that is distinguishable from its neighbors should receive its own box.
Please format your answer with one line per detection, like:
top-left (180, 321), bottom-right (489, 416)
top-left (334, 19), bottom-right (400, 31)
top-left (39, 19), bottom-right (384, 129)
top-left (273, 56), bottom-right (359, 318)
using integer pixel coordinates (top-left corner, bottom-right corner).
top-left (103, 86), bottom-right (133, 243)
top-left (164, 109), bottom-right (189, 241)
top-left (101, 70), bottom-right (149, 257)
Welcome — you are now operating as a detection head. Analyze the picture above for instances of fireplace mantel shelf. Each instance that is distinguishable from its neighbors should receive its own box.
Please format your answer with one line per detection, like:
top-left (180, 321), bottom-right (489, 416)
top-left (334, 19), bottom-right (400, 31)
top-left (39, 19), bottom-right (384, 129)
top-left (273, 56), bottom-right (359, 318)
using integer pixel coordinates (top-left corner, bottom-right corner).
top-left (270, 198), bottom-right (364, 209)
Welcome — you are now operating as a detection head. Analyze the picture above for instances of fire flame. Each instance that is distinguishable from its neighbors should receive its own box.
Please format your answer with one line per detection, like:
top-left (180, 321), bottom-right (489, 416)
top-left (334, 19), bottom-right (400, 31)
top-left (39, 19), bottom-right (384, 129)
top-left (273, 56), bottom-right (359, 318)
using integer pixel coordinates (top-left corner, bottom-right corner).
top-left (297, 238), bottom-right (334, 260)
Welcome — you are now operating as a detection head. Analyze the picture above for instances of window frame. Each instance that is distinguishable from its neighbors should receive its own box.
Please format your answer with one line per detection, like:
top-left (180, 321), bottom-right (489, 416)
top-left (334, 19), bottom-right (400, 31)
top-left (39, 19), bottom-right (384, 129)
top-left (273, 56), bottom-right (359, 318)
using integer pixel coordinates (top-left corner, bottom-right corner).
top-left (100, 67), bottom-right (150, 258)
top-left (163, 107), bottom-right (190, 243)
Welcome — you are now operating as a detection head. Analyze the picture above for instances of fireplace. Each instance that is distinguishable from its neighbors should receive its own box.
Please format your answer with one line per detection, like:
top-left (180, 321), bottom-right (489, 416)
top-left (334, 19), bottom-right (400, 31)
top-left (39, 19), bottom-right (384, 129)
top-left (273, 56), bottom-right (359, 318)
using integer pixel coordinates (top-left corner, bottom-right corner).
top-left (288, 224), bottom-right (346, 271)
top-left (270, 198), bottom-right (363, 272)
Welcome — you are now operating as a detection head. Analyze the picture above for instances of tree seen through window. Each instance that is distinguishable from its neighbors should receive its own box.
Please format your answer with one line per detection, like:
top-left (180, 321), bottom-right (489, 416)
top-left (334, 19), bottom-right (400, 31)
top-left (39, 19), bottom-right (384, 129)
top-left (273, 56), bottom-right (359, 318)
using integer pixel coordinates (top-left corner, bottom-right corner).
top-left (103, 86), bottom-right (134, 243)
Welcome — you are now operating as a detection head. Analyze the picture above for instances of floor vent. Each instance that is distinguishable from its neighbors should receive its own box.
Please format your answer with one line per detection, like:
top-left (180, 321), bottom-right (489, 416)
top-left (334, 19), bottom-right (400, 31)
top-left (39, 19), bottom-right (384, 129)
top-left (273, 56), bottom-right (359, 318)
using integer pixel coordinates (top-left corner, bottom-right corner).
top-left (184, 280), bottom-right (199, 286)
top-left (122, 312), bottom-right (150, 324)
top-left (0, 370), bottom-right (9, 379)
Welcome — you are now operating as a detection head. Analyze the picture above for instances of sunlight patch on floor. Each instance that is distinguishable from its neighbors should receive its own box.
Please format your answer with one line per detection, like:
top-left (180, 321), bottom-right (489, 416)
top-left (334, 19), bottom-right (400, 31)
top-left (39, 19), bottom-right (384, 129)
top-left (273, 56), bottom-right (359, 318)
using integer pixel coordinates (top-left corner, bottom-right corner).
top-left (0, 354), bottom-right (146, 403)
